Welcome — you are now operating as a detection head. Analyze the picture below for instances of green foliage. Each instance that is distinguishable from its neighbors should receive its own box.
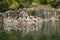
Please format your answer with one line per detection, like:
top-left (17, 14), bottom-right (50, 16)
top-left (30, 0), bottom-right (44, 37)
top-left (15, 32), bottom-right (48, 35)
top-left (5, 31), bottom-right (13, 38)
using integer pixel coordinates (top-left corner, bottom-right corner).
top-left (31, 2), bottom-right (40, 7)
top-left (45, 4), bottom-right (53, 8)
top-left (0, 1), bottom-right (9, 12)
top-left (49, 1), bottom-right (59, 8)
top-left (9, 0), bottom-right (19, 9)
top-left (39, 0), bottom-right (60, 8)
top-left (0, 0), bottom-right (60, 12)
top-left (20, 2), bottom-right (32, 8)
top-left (47, 0), bottom-right (60, 8)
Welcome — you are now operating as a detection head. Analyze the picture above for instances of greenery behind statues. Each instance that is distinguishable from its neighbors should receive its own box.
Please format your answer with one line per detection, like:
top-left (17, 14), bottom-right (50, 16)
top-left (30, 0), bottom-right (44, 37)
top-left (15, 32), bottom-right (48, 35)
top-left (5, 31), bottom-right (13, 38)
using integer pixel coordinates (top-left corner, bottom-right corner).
top-left (0, 0), bottom-right (60, 12)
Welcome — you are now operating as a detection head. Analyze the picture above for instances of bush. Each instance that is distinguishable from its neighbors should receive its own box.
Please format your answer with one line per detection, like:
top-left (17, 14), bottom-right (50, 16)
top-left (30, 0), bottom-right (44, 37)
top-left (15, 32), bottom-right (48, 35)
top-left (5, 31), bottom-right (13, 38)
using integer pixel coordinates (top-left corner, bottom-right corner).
top-left (0, 1), bottom-right (9, 12)
top-left (9, 1), bottom-right (20, 9)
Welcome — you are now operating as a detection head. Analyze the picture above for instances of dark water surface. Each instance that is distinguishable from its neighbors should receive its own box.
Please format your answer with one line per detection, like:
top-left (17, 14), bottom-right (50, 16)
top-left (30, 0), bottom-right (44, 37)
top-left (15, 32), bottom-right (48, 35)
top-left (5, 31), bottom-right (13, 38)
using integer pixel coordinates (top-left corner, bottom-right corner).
top-left (0, 20), bottom-right (60, 40)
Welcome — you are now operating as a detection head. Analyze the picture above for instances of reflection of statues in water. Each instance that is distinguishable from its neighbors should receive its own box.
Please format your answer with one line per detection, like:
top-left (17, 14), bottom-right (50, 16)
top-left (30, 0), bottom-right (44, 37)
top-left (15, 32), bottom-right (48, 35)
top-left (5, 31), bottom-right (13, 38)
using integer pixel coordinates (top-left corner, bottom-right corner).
top-left (50, 17), bottom-right (57, 33)
top-left (0, 13), bottom-right (3, 30)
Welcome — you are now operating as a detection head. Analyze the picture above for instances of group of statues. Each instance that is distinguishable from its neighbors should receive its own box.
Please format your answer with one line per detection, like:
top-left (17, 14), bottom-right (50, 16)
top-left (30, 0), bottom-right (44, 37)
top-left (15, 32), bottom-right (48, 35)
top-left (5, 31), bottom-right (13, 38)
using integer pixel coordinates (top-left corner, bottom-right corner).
top-left (3, 8), bottom-right (43, 33)
top-left (0, 6), bottom-right (59, 35)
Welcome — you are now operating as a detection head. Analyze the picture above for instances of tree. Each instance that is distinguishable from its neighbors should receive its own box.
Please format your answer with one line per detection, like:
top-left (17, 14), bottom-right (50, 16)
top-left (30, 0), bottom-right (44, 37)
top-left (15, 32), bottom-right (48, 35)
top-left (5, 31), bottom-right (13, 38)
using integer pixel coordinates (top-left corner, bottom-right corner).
top-left (0, 0), bottom-right (9, 12)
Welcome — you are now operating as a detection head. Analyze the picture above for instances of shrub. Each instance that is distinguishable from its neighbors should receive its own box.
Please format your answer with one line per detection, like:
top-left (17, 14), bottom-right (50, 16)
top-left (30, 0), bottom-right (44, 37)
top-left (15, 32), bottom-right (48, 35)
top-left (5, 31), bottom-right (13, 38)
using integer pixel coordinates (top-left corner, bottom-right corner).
top-left (9, 1), bottom-right (19, 9)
